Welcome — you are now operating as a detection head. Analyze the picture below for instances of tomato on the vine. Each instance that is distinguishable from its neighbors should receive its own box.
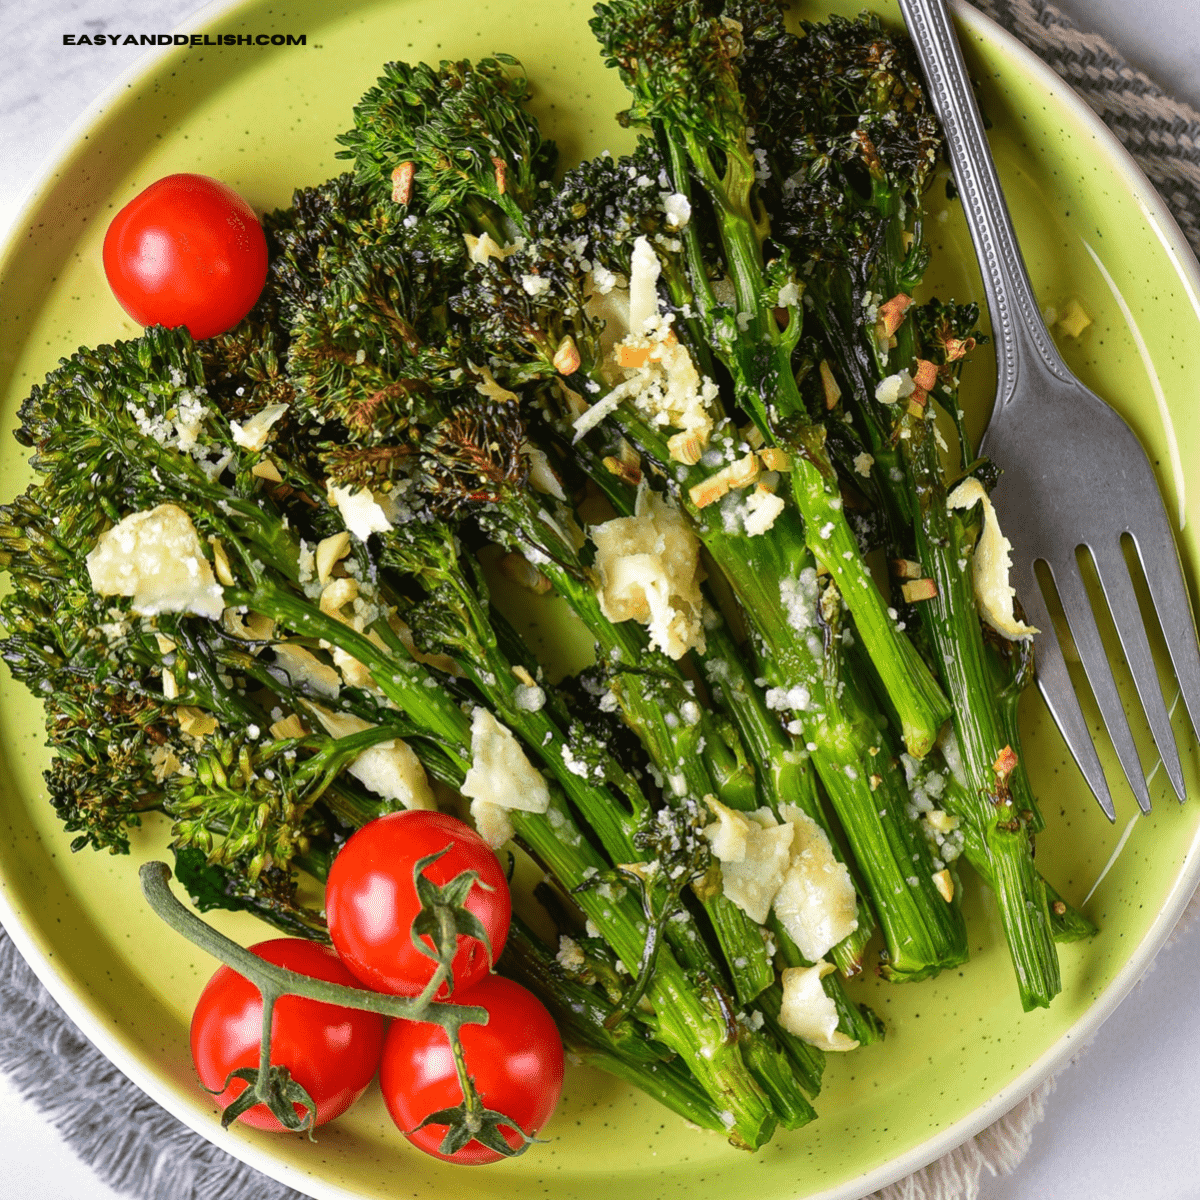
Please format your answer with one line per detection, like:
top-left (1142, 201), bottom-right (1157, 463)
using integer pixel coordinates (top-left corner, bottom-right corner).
top-left (380, 974), bottom-right (565, 1164)
top-left (102, 173), bottom-right (268, 340)
top-left (326, 810), bottom-right (511, 997)
top-left (189, 938), bottom-right (385, 1132)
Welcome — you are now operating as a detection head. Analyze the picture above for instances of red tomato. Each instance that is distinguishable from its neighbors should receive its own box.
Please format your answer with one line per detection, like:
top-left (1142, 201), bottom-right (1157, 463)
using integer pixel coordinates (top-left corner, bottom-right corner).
top-left (189, 938), bottom-right (385, 1132)
top-left (102, 173), bottom-right (268, 340)
top-left (380, 975), bottom-right (565, 1164)
top-left (326, 810), bottom-right (511, 997)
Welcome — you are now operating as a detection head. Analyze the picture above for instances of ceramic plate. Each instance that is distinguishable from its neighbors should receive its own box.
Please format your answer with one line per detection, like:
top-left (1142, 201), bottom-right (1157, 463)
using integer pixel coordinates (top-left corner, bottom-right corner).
top-left (2, 1), bottom-right (1199, 1197)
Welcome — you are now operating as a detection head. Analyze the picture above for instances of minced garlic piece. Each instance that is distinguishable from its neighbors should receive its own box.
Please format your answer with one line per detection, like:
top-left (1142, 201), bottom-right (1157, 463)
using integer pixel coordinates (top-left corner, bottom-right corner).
top-left (772, 804), bottom-right (858, 963)
top-left (310, 706), bottom-right (435, 810)
top-left (946, 478), bottom-right (1038, 639)
top-left (461, 708), bottom-right (551, 848)
top-left (1057, 297), bottom-right (1092, 338)
top-left (591, 484), bottom-right (707, 659)
top-left (86, 504), bottom-right (225, 619)
top-left (778, 962), bottom-right (859, 1052)
top-left (316, 532), bottom-right (353, 586)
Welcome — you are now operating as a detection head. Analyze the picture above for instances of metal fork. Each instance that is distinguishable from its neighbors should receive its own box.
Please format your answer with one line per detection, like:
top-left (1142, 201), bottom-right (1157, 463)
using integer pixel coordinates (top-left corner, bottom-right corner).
top-left (898, 0), bottom-right (1200, 819)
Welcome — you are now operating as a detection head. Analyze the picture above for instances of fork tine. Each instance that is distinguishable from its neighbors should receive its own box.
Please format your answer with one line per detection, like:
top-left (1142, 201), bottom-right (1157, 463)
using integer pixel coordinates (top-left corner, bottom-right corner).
top-left (1050, 562), bottom-right (1152, 814)
top-left (1091, 543), bottom-right (1185, 800)
top-left (1127, 513), bottom-right (1200, 761)
top-left (1020, 570), bottom-right (1117, 821)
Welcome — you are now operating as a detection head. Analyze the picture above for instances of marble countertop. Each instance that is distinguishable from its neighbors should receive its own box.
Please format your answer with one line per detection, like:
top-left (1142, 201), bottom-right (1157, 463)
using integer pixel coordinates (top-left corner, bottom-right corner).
top-left (2, 2), bottom-right (1200, 1198)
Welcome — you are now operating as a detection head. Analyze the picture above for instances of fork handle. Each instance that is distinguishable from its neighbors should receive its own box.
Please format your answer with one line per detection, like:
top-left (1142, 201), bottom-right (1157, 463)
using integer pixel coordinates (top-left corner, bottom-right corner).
top-left (897, 0), bottom-right (1071, 409)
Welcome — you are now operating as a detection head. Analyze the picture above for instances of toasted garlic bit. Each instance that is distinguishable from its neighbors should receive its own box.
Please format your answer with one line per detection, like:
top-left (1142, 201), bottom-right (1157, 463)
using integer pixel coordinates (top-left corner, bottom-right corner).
top-left (819, 360), bottom-right (842, 410)
top-left (877, 293), bottom-right (914, 338)
top-left (155, 632), bottom-right (177, 654)
top-left (499, 550), bottom-right (553, 595)
top-left (270, 713), bottom-right (308, 740)
top-left (890, 558), bottom-right (925, 580)
top-left (667, 430), bottom-right (705, 466)
top-left (900, 578), bottom-right (939, 603)
top-left (993, 744), bottom-right (1019, 781)
top-left (591, 484), bottom-right (706, 659)
top-left (689, 451), bottom-right (761, 510)
top-left (932, 869), bottom-right (955, 903)
top-left (208, 536), bottom-right (235, 587)
top-left (391, 161), bottom-right (416, 205)
top-left (552, 335), bottom-right (582, 376)
top-left (511, 664), bottom-right (538, 688)
top-left (251, 458), bottom-right (284, 483)
top-left (946, 477), bottom-right (1039, 639)
top-left (177, 706), bottom-right (218, 739)
top-left (1057, 297), bottom-right (1092, 338)
top-left (315, 532), bottom-right (353, 586)
top-left (757, 447), bottom-right (791, 473)
top-left (162, 668), bottom-right (180, 700)
top-left (912, 358), bottom-right (939, 392)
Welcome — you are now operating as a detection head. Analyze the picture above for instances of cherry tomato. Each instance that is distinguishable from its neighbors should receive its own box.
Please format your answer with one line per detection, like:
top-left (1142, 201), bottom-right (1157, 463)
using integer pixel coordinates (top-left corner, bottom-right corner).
top-left (326, 810), bottom-right (511, 997)
top-left (102, 173), bottom-right (268, 340)
top-left (380, 974), bottom-right (565, 1164)
top-left (189, 938), bottom-right (385, 1132)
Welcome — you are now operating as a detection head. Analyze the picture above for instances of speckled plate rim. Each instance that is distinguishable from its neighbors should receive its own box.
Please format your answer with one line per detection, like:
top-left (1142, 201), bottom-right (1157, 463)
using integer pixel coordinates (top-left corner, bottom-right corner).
top-left (1, 3), bottom-right (1199, 1199)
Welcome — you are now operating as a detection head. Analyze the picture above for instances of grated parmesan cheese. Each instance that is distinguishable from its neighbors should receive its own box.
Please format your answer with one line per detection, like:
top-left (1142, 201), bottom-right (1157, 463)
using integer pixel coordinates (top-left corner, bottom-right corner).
top-left (310, 705), bottom-right (435, 810)
top-left (946, 478), bottom-right (1038, 639)
top-left (461, 708), bottom-right (551, 848)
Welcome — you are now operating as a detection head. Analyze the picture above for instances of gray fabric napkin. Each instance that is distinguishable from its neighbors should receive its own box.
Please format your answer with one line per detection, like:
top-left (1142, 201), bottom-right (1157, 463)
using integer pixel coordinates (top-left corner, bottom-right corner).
top-left (3, 2), bottom-right (1199, 1198)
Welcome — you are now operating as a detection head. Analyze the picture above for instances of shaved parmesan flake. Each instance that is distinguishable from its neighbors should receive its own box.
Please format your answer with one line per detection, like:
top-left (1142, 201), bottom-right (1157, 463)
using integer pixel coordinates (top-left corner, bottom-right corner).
top-left (778, 962), bottom-right (859, 1051)
top-left (628, 235), bottom-right (663, 334)
top-left (310, 706), bottom-right (435, 810)
top-left (521, 443), bottom-right (566, 501)
top-left (591, 485), bottom-right (707, 659)
top-left (946, 477), bottom-right (1038, 639)
top-left (461, 708), bottom-right (550, 847)
top-left (87, 504), bottom-right (225, 619)
top-left (773, 804), bottom-right (858, 962)
top-left (230, 403), bottom-right (288, 452)
top-left (463, 231), bottom-right (520, 264)
top-left (271, 643), bottom-right (341, 698)
top-left (328, 484), bottom-right (393, 541)
top-left (703, 800), bottom-right (793, 924)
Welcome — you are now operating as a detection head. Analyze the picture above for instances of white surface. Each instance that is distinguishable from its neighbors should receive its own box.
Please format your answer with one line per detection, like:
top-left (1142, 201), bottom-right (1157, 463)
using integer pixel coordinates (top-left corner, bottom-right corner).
top-left (3, 2), bottom-right (1200, 1200)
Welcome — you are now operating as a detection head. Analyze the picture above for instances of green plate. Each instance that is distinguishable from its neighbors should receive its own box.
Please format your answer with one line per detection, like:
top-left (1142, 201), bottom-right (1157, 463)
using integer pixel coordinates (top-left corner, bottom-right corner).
top-left (2, 1), bottom-right (1199, 1197)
